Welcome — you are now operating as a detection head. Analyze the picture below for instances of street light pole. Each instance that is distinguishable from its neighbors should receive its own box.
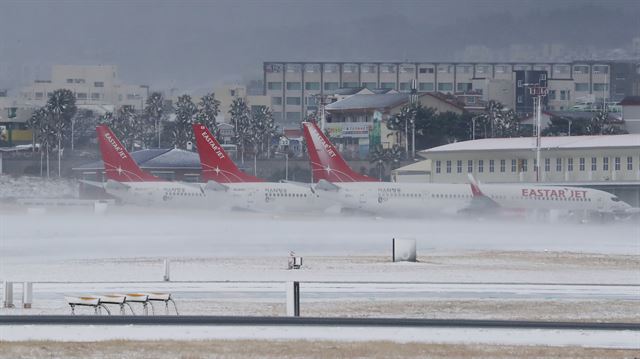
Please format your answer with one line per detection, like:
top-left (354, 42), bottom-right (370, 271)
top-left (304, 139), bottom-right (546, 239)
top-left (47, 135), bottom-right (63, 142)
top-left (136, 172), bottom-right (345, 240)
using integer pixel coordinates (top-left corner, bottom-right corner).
top-left (568, 119), bottom-right (572, 136)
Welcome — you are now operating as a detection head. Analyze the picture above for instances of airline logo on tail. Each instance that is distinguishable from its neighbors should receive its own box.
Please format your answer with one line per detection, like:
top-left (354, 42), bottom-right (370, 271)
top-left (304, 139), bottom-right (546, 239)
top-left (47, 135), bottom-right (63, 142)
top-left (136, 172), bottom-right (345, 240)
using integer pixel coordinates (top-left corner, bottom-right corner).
top-left (302, 121), bottom-right (377, 183)
top-left (96, 125), bottom-right (159, 182)
top-left (103, 132), bottom-right (128, 160)
top-left (198, 126), bottom-right (226, 160)
top-left (192, 124), bottom-right (263, 183)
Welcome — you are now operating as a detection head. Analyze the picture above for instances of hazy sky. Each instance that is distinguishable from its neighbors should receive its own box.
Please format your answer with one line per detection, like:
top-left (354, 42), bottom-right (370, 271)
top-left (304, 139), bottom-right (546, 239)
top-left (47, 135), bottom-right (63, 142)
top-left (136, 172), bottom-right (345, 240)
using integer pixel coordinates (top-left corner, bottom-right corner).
top-left (0, 0), bottom-right (638, 92)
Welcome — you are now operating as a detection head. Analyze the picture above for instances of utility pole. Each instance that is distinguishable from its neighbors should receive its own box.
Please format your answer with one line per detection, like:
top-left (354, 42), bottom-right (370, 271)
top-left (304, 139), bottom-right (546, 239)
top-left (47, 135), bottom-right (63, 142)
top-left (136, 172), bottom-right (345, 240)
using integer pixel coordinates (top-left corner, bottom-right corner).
top-left (525, 82), bottom-right (548, 183)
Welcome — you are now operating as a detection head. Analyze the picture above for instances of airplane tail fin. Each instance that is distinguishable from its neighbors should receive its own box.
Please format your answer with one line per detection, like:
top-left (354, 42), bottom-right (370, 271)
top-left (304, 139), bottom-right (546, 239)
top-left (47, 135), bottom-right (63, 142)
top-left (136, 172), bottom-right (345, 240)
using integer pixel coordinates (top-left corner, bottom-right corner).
top-left (96, 125), bottom-right (159, 182)
top-left (192, 123), bottom-right (264, 182)
top-left (302, 121), bottom-right (377, 182)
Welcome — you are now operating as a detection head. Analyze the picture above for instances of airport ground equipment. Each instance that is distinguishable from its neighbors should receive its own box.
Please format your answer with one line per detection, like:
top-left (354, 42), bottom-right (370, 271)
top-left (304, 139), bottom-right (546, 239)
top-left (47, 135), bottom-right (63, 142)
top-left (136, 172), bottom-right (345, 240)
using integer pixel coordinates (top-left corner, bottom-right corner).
top-left (392, 238), bottom-right (417, 262)
top-left (147, 293), bottom-right (179, 315)
top-left (287, 252), bottom-right (303, 269)
top-left (65, 296), bottom-right (111, 315)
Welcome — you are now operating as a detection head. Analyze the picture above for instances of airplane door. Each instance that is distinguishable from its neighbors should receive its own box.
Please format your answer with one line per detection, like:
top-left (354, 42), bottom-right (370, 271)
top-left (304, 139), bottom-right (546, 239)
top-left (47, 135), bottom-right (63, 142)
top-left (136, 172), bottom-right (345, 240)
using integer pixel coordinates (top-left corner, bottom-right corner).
top-left (247, 189), bottom-right (256, 207)
top-left (596, 196), bottom-right (604, 210)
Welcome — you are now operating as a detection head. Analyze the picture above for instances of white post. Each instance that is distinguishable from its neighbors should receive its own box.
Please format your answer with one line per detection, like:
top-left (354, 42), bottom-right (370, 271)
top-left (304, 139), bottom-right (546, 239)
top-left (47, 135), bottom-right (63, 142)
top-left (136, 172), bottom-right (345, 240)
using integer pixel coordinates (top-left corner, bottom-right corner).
top-left (285, 281), bottom-right (300, 317)
top-left (163, 259), bottom-right (170, 282)
top-left (3, 281), bottom-right (14, 308)
top-left (23, 282), bottom-right (33, 309)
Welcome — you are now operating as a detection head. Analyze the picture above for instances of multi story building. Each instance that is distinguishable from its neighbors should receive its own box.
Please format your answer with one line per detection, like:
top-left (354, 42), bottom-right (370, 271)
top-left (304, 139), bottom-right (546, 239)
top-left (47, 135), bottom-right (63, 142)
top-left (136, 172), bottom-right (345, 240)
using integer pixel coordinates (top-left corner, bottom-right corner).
top-left (263, 60), bottom-right (640, 128)
top-left (19, 65), bottom-right (149, 110)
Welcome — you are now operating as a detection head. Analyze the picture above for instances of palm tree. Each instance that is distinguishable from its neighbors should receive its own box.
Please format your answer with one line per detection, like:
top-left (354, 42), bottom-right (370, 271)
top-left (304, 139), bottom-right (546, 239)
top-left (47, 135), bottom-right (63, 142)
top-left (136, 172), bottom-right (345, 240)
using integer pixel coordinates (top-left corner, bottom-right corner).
top-left (172, 95), bottom-right (198, 149)
top-left (46, 89), bottom-right (77, 177)
top-left (196, 93), bottom-right (220, 136)
top-left (229, 98), bottom-right (251, 163)
top-left (145, 92), bottom-right (165, 148)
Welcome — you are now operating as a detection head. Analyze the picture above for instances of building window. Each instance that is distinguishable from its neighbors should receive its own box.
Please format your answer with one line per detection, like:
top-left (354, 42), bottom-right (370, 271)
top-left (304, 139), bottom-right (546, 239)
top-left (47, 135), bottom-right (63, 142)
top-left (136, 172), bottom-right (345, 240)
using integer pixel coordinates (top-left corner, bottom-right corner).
top-left (511, 159), bottom-right (516, 172)
top-left (457, 65), bottom-right (471, 74)
top-left (593, 83), bottom-right (609, 92)
top-left (457, 83), bottom-right (472, 92)
top-left (437, 83), bottom-right (453, 92)
top-left (592, 65), bottom-right (609, 74)
top-left (324, 82), bottom-right (339, 91)
top-left (627, 156), bottom-right (633, 171)
top-left (548, 90), bottom-right (556, 100)
top-left (399, 82), bottom-right (411, 92)
top-left (400, 65), bottom-right (414, 73)
top-left (489, 160), bottom-right (494, 173)
top-left (476, 65), bottom-right (490, 74)
top-left (614, 157), bottom-right (620, 171)
top-left (285, 64), bottom-right (301, 73)
top-left (419, 82), bottom-right (434, 92)
top-left (272, 112), bottom-right (282, 121)
top-left (544, 158), bottom-right (550, 172)
top-left (285, 111), bottom-right (301, 121)
top-left (457, 160), bottom-right (462, 173)
top-left (324, 64), bottom-right (338, 73)
top-left (265, 63), bottom-right (283, 73)
top-left (91, 93), bottom-right (100, 100)
top-left (517, 95), bottom-right (523, 103)
top-left (380, 64), bottom-right (396, 73)
top-left (467, 160), bottom-right (473, 173)
top-left (304, 64), bottom-right (320, 73)
top-left (267, 82), bottom-right (282, 90)
top-left (305, 82), bottom-right (320, 91)
top-left (361, 64), bottom-right (376, 73)
top-left (362, 82), bottom-right (377, 89)
top-left (495, 65), bottom-right (508, 74)
top-left (554, 65), bottom-right (570, 75)
top-left (591, 157), bottom-right (597, 171)
top-left (380, 82), bottom-right (395, 89)
top-left (500, 159), bottom-right (505, 172)
top-left (271, 96), bottom-right (282, 106)
top-left (35, 92), bottom-right (43, 100)
top-left (560, 91), bottom-right (568, 101)
top-left (286, 82), bottom-right (301, 91)
top-left (94, 81), bottom-right (104, 88)
top-left (437, 65), bottom-right (452, 73)
top-left (478, 160), bottom-right (484, 173)
top-left (419, 66), bottom-right (434, 74)
top-left (573, 65), bottom-right (589, 74)
top-left (579, 158), bottom-right (585, 171)
top-left (603, 157), bottom-right (609, 171)
top-left (446, 160), bottom-right (452, 173)
top-left (286, 97), bottom-right (301, 105)
top-left (76, 93), bottom-right (87, 100)
top-left (66, 79), bottom-right (73, 83)
top-left (568, 158), bottom-right (573, 171)
top-left (556, 158), bottom-right (562, 172)
top-left (575, 83), bottom-right (589, 92)
top-left (436, 160), bottom-right (441, 174)
top-left (521, 159), bottom-right (527, 172)
top-left (343, 64), bottom-right (358, 73)
top-left (342, 82), bottom-right (359, 88)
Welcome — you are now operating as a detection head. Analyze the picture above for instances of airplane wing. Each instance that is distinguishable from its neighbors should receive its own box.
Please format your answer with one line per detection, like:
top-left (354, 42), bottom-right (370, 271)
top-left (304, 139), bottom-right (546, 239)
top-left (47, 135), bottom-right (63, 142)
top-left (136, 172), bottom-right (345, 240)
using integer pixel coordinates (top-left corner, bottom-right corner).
top-left (79, 179), bottom-right (106, 189)
top-left (314, 179), bottom-right (341, 192)
top-left (204, 180), bottom-right (229, 192)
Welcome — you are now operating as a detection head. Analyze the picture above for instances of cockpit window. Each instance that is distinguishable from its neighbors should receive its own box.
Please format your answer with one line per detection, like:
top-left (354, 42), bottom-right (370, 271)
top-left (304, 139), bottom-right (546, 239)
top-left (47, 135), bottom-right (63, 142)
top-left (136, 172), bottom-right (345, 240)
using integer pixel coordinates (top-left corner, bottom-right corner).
top-left (611, 196), bottom-right (620, 202)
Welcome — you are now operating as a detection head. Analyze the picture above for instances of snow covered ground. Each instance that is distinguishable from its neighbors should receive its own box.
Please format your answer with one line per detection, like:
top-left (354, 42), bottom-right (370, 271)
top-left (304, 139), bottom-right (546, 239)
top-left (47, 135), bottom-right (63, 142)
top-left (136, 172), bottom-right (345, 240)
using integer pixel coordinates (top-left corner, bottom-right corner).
top-left (1, 204), bottom-right (638, 347)
top-left (1, 325), bottom-right (638, 349)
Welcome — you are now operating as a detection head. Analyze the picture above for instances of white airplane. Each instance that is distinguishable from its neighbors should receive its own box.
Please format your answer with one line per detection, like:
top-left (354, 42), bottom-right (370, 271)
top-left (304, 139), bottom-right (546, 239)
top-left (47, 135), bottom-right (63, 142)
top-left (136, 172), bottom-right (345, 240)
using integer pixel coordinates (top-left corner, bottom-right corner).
top-left (192, 123), bottom-right (337, 213)
top-left (302, 121), bottom-right (634, 217)
top-left (85, 125), bottom-right (217, 208)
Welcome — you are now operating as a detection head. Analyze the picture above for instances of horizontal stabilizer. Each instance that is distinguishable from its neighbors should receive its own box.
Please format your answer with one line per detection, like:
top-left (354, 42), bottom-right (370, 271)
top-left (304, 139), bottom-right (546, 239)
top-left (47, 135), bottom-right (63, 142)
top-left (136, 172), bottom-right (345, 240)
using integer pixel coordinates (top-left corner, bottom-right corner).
top-left (315, 179), bottom-right (341, 192)
top-left (205, 180), bottom-right (228, 192)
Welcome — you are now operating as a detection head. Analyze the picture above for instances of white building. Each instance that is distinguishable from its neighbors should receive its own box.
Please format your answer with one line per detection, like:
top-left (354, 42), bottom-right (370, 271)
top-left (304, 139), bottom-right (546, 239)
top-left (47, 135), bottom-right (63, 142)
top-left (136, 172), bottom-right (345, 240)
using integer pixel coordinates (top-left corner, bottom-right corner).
top-left (19, 65), bottom-right (149, 110)
top-left (393, 134), bottom-right (640, 205)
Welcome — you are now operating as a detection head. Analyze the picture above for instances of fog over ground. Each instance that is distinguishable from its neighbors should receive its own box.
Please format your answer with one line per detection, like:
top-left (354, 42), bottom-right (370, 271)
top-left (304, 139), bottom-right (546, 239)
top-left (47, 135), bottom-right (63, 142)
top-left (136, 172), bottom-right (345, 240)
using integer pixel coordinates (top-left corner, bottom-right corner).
top-left (1, 0), bottom-right (638, 91)
top-left (1, 207), bottom-right (638, 262)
